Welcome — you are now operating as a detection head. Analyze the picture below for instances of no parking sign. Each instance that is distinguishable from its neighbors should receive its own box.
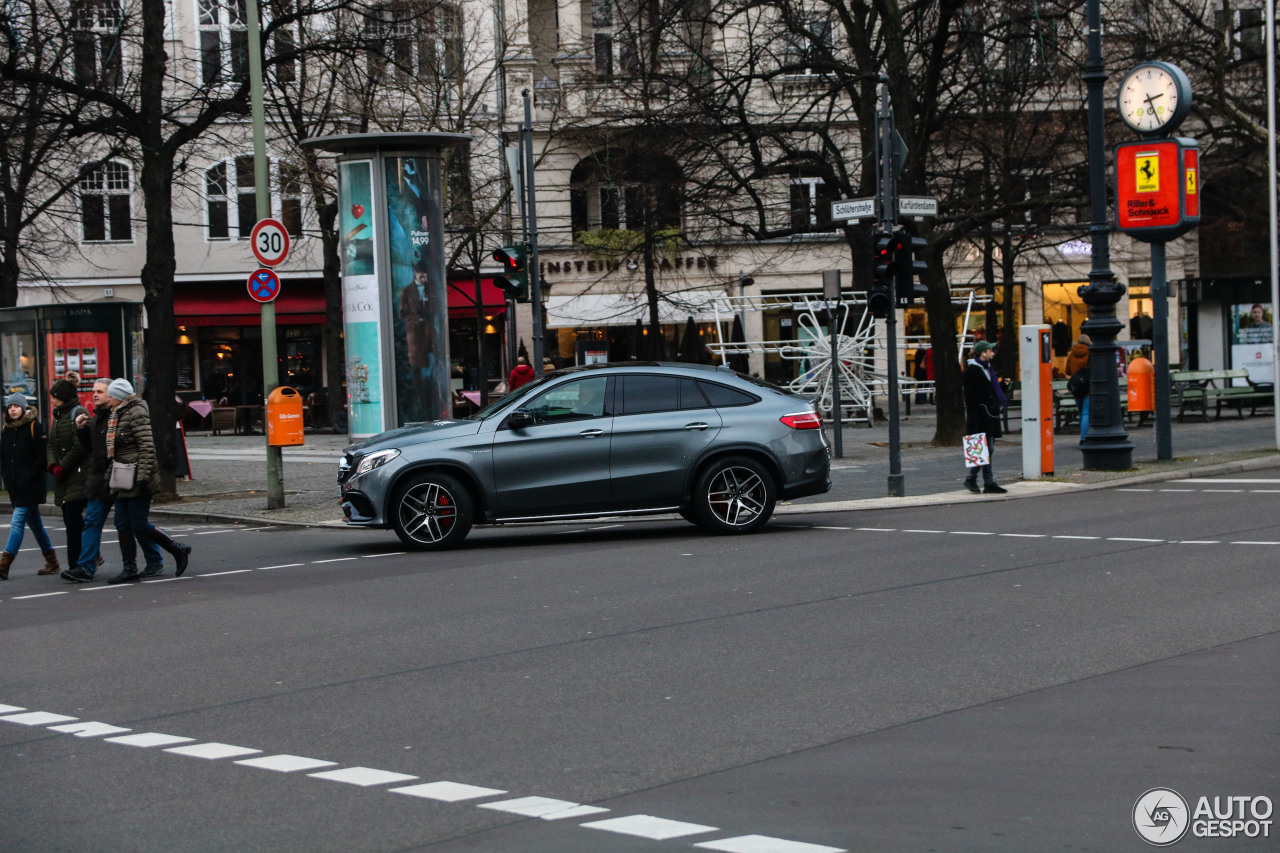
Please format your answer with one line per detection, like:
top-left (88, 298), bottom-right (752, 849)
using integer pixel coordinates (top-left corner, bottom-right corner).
top-left (247, 268), bottom-right (281, 303)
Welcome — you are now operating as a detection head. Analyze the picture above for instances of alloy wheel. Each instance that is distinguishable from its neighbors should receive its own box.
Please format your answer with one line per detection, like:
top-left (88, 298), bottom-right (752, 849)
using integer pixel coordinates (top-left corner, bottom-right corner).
top-left (398, 481), bottom-right (460, 544)
top-left (705, 466), bottom-right (767, 527)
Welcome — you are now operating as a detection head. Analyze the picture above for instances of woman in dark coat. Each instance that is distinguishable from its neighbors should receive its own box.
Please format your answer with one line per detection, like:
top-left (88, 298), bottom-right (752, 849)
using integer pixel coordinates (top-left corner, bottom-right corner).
top-left (962, 341), bottom-right (1008, 495)
top-left (0, 392), bottom-right (58, 579)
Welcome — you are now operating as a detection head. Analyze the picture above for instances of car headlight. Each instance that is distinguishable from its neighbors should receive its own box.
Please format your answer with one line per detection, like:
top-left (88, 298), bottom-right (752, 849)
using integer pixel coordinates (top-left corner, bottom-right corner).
top-left (354, 448), bottom-right (400, 476)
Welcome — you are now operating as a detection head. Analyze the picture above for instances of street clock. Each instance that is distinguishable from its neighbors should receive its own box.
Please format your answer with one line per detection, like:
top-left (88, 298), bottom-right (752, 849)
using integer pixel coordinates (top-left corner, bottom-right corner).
top-left (1117, 61), bottom-right (1192, 136)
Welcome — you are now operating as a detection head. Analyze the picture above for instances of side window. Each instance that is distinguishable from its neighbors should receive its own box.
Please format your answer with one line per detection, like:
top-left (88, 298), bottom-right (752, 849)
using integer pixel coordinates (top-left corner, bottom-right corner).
top-left (698, 380), bottom-right (758, 408)
top-left (679, 378), bottom-right (709, 410)
top-left (621, 375), bottom-right (680, 415)
top-left (525, 377), bottom-right (609, 424)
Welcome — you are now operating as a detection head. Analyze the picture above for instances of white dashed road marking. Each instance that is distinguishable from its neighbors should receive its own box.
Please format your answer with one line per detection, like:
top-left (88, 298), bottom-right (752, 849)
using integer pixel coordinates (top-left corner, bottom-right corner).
top-left (6, 699), bottom-right (849, 853)
top-left (165, 742), bottom-right (262, 760)
top-left (106, 732), bottom-right (196, 748)
top-left (391, 781), bottom-right (507, 802)
top-left (695, 836), bottom-right (847, 853)
top-left (582, 814), bottom-right (719, 840)
top-left (308, 767), bottom-right (418, 787)
top-left (235, 754), bottom-right (337, 772)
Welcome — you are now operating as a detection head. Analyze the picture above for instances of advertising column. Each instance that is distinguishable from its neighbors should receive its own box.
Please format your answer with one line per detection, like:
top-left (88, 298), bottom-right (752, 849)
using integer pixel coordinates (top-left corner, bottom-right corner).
top-left (338, 160), bottom-right (384, 438)
top-left (384, 156), bottom-right (450, 425)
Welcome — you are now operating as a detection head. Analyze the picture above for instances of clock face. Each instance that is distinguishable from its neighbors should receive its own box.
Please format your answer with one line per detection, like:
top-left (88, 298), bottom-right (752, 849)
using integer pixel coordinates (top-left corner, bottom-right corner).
top-left (1118, 64), bottom-right (1187, 134)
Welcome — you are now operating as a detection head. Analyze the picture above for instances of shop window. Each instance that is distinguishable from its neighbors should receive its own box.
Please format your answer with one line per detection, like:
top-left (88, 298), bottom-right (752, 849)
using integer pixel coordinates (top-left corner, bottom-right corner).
top-left (79, 160), bottom-right (132, 243)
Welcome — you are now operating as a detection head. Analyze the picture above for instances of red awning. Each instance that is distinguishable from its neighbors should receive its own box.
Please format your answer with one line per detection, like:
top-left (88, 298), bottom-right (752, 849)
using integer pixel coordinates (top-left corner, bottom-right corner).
top-left (175, 280), bottom-right (326, 327)
top-left (174, 277), bottom-right (505, 326)
top-left (447, 278), bottom-right (508, 318)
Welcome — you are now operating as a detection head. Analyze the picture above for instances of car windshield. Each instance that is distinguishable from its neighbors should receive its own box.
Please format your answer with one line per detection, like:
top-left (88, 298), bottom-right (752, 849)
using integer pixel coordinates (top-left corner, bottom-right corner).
top-left (469, 374), bottom-right (556, 420)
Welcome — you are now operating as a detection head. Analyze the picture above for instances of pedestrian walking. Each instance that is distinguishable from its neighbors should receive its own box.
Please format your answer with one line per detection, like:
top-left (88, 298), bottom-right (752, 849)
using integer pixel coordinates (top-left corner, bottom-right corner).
top-left (47, 373), bottom-right (91, 571)
top-left (0, 392), bottom-right (59, 579)
top-left (101, 380), bottom-right (191, 584)
top-left (1069, 353), bottom-right (1091, 438)
top-left (1065, 333), bottom-right (1091, 377)
top-left (962, 341), bottom-right (1008, 495)
top-left (62, 380), bottom-right (113, 582)
top-left (508, 356), bottom-right (535, 390)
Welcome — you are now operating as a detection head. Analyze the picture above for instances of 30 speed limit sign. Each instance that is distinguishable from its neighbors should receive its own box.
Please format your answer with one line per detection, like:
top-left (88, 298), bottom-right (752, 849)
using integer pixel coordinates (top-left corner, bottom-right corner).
top-left (250, 218), bottom-right (290, 267)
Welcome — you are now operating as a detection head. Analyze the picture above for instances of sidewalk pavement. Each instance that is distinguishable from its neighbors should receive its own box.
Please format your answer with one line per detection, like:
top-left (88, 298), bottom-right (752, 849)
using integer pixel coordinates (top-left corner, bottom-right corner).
top-left (139, 408), bottom-right (1280, 528)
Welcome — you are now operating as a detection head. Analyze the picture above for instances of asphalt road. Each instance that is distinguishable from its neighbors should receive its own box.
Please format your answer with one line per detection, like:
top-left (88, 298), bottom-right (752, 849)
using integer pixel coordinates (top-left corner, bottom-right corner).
top-left (2, 472), bottom-right (1278, 852)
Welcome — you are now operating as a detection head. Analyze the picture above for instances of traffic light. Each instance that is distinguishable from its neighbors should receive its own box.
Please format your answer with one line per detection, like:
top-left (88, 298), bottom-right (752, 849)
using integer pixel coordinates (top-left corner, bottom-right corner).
top-left (868, 229), bottom-right (893, 318)
top-left (893, 229), bottom-right (929, 306)
top-left (492, 243), bottom-right (529, 301)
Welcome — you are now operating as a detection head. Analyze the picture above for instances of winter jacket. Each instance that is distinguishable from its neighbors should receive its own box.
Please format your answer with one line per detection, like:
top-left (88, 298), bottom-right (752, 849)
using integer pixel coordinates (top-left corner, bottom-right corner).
top-left (1065, 342), bottom-right (1090, 377)
top-left (1, 407), bottom-right (48, 507)
top-left (108, 395), bottom-right (160, 498)
top-left (77, 404), bottom-right (113, 503)
top-left (47, 399), bottom-right (89, 506)
top-left (963, 359), bottom-right (1004, 439)
top-left (508, 363), bottom-right (536, 389)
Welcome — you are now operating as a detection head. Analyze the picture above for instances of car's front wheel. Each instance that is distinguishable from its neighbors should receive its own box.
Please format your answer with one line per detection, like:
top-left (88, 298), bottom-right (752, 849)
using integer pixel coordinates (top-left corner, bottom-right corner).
top-left (391, 472), bottom-right (474, 550)
top-left (692, 456), bottom-right (775, 534)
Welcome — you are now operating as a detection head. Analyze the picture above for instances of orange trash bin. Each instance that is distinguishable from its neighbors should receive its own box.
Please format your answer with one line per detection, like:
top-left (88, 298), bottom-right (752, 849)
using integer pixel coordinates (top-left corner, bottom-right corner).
top-left (1127, 357), bottom-right (1155, 413)
top-left (266, 386), bottom-right (306, 446)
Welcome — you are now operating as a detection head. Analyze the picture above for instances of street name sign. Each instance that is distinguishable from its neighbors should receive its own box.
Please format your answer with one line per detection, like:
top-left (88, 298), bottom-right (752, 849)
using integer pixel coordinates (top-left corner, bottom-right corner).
top-left (898, 196), bottom-right (938, 218)
top-left (830, 197), bottom-right (876, 222)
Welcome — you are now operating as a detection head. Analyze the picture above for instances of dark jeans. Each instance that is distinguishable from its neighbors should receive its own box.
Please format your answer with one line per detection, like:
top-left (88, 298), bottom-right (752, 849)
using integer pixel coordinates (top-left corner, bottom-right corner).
top-left (75, 497), bottom-right (111, 578)
top-left (61, 499), bottom-right (86, 570)
top-left (114, 494), bottom-right (163, 569)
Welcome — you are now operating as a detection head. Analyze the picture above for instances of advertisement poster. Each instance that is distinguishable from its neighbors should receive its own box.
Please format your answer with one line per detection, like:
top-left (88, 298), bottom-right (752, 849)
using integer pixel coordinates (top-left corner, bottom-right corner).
top-left (1230, 302), bottom-right (1274, 386)
top-left (46, 331), bottom-right (110, 410)
top-left (384, 156), bottom-right (448, 424)
top-left (339, 160), bottom-right (384, 437)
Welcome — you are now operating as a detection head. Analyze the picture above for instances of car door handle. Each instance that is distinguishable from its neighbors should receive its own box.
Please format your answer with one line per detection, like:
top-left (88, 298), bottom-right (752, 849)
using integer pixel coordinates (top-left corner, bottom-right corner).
top-left (684, 422), bottom-right (711, 431)
top-left (579, 428), bottom-right (606, 438)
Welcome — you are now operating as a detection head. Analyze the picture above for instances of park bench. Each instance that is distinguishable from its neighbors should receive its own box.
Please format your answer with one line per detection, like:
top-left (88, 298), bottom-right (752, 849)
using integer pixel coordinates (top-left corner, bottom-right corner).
top-left (1052, 376), bottom-right (1131, 432)
top-left (1171, 368), bottom-right (1274, 421)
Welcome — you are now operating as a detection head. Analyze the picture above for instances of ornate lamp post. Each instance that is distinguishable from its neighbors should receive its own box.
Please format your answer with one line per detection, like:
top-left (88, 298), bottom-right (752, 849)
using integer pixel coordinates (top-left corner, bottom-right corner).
top-left (1079, 0), bottom-right (1134, 470)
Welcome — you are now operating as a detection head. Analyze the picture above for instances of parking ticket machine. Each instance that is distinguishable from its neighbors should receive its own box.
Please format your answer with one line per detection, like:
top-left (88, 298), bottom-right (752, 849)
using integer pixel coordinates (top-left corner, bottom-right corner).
top-left (1020, 324), bottom-right (1054, 478)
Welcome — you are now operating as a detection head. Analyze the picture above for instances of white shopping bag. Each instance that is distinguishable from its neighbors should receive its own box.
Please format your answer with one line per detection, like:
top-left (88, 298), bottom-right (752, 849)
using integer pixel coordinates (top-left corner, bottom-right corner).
top-left (963, 433), bottom-right (990, 468)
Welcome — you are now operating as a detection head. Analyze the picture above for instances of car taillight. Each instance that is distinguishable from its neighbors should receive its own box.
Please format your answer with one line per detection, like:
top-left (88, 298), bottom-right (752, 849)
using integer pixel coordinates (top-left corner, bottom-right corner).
top-left (780, 411), bottom-right (822, 429)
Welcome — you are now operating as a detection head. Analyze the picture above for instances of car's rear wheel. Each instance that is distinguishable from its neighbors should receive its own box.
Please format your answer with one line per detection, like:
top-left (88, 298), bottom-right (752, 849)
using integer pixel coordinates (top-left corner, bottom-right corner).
top-left (692, 456), bottom-right (775, 534)
top-left (391, 472), bottom-right (474, 550)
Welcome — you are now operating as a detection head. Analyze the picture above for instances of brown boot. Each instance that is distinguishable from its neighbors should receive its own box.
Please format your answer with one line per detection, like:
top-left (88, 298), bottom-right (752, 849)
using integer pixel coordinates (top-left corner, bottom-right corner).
top-left (0, 551), bottom-right (13, 580)
top-left (38, 550), bottom-right (60, 575)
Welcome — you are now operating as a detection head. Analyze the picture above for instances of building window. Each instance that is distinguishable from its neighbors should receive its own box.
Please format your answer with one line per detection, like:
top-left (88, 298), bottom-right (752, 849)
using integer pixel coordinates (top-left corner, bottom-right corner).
top-left (279, 163), bottom-right (303, 237)
top-left (79, 161), bottom-right (132, 242)
top-left (197, 0), bottom-right (248, 86)
top-left (782, 16), bottom-right (832, 77)
top-left (1216, 5), bottom-right (1264, 62)
top-left (365, 0), bottom-right (463, 82)
top-left (206, 156), bottom-right (304, 240)
top-left (73, 0), bottom-right (123, 87)
top-left (592, 0), bottom-right (639, 78)
top-left (570, 154), bottom-right (682, 236)
top-left (789, 176), bottom-right (835, 233)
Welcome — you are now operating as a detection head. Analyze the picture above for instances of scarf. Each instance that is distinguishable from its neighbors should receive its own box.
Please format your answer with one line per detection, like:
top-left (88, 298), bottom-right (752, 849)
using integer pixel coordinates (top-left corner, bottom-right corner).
top-left (106, 395), bottom-right (134, 459)
top-left (970, 358), bottom-right (1007, 408)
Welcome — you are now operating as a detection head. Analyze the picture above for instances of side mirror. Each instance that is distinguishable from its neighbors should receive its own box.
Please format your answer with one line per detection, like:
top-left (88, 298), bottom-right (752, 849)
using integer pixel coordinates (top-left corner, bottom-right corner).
top-left (506, 408), bottom-right (533, 430)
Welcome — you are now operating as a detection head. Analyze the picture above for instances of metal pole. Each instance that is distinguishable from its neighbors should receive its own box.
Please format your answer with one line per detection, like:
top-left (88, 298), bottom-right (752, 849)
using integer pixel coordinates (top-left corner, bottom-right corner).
top-left (824, 270), bottom-right (843, 458)
top-left (1079, 0), bottom-right (1134, 470)
top-left (246, 0), bottom-right (283, 508)
top-left (1268, 0), bottom-right (1279, 449)
top-left (1151, 242), bottom-right (1172, 459)
top-left (522, 90), bottom-right (544, 377)
top-left (879, 79), bottom-right (904, 497)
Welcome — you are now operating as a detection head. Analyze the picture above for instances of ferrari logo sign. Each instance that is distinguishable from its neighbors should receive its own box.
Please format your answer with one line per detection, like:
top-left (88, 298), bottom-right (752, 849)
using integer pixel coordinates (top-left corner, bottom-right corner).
top-left (1134, 152), bottom-right (1160, 193)
top-left (1185, 167), bottom-right (1197, 194)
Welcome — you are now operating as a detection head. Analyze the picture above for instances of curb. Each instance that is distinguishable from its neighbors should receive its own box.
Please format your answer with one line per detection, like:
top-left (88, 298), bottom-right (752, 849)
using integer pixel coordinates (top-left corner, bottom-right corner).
top-left (138, 451), bottom-right (1280, 529)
